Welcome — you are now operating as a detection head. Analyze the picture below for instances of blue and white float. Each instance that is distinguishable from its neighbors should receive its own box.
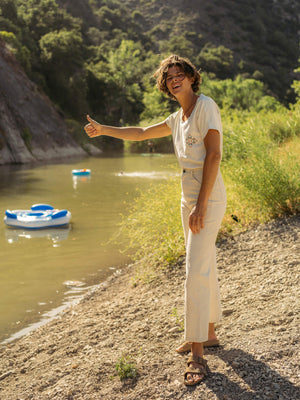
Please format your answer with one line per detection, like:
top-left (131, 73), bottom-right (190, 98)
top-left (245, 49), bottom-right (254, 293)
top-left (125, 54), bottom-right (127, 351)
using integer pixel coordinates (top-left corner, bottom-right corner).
top-left (4, 204), bottom-right (71, 229)
top-left (72, 168), bottom-right (91, 176)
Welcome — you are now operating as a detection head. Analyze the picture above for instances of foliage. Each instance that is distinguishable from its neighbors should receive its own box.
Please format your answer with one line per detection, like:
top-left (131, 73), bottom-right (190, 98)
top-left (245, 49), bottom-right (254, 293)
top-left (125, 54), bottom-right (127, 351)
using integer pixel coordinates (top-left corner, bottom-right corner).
top-left (0, 30), bottom-right (31, 71)
top-left (16, 0), bottom-right (79, 41)
top-left (115, 354), bottom-right (138, 381)
top-left (39, 29), bottom-right (83, 64)
top-left (0, 0), bottom-right (299, 147)
top-left (221, 108), bottom-right (300, 228)
top-left (291, 58), bottom-right (300, 106)
top-left (201, 74), bottom-right (282, 112)
top-left (140, 82), bottom-right (172, 121)
top-left (119, 175), bottom-right (185, 270)
top-left (88, 40), bottom-right (153, 125)
top-left (197, 43), bottom-right (234, 79)
top-left (171, 307), bottom-right (184, 332)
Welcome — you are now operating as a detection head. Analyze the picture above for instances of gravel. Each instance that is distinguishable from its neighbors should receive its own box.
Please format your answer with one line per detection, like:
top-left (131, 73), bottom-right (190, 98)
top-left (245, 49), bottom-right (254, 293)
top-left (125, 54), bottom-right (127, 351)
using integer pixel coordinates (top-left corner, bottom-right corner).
top-left (0, 215), bottom-right (299, 400)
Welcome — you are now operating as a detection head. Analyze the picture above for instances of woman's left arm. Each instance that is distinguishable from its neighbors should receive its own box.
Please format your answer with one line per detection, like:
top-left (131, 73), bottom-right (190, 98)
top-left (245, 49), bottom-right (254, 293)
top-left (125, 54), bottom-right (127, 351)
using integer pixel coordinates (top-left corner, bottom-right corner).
top-left (189, 129), bottom-right (222, 234)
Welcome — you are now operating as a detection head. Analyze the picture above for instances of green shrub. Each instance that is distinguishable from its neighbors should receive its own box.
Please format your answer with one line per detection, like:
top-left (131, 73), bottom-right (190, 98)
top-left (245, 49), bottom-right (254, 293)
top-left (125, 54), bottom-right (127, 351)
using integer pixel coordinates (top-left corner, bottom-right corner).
top-left (120, 176), bottom-right (185, 270)
top-left (115, 354), bottom-right (138, 381)
top-left (268, 114), bottom-right (300, 144)
top-left (171, 307), bottom-right (184, 332)
top-left (226, 153), bottom-right (299, 218)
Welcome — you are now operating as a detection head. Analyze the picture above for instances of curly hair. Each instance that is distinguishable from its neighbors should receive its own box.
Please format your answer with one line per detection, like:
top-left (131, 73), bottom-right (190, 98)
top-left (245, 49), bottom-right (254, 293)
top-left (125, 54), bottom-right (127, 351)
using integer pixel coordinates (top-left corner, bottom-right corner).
top-left (153, 54), bottom-right (201, 100)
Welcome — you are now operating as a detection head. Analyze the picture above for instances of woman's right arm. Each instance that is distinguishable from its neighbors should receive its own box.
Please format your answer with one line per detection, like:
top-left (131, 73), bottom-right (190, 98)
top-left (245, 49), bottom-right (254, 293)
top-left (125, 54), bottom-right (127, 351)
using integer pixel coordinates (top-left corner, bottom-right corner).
top-left (84, 115), bottom-right (171, 141)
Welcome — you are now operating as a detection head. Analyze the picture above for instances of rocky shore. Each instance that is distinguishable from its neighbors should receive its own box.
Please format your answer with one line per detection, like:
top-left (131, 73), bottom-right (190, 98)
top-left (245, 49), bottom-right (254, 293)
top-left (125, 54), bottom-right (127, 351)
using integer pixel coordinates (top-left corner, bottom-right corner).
top-left (0, 215), bottom-right (299, 400)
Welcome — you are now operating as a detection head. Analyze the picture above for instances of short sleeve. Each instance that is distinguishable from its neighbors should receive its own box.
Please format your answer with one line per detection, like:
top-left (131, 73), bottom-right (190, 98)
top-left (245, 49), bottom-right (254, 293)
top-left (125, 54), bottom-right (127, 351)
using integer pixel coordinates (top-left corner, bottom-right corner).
top-left (201, 98), bottom-right (223, 139)
top-left (163, 110), bottom-right (179, 131)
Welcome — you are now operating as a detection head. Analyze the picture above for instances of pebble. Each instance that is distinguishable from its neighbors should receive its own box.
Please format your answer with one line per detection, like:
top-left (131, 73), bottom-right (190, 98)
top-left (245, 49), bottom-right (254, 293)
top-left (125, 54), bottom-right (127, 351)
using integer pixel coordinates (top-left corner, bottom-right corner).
top-left (168, 327), bottom-right (180, 333)
top-left (0, 371), bottom-right (14, 380)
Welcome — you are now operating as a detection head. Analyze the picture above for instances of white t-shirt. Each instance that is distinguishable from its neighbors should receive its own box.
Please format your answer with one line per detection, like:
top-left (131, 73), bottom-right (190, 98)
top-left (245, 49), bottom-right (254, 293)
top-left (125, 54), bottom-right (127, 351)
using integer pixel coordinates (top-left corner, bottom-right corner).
top-left (165, 94), bottom-right (223, 169)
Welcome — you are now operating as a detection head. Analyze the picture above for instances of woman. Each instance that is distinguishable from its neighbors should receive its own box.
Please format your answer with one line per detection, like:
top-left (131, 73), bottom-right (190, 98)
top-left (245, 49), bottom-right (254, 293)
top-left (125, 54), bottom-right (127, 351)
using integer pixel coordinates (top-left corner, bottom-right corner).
top-left (84, 54), bottom-right (226, 386)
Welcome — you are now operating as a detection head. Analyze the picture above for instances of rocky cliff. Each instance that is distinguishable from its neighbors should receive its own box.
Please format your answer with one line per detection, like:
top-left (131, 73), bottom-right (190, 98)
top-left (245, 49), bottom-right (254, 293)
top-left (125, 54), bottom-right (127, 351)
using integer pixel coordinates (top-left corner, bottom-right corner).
top-left (0, 38), bottom-right (87, 165)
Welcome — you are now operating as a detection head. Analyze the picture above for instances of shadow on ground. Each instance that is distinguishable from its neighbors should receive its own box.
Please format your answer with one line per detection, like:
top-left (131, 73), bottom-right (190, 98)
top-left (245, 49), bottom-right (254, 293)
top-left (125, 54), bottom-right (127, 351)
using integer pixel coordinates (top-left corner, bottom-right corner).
top-left (193, 347), bottom-right (300, 400)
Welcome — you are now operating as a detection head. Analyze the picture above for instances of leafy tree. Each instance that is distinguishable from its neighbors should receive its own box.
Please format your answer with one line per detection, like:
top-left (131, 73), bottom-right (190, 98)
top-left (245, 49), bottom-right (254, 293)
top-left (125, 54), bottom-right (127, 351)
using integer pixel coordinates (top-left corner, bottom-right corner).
top-left (39, 29), bottom-right (83, 67)
top-left (0, 0), bottom-right (23, 43)
top-left (160, 35), bottom-right (195, 61)
top-left (201, 74), bottom-right (281, 112)
top-left (100, 39), bottom-right (146, 124)
top-left (17, 0), bottom-right (79, 42)
top-left (291, 58), bottom-right (300, 107)
top-left (197, 43), bottom-right (234, 79)
top-left (141, 84), bottom-right (171, 121)
top-left (0, 0), bottom-right (18, 21)
top-left (0, 31), bottom-right (31, 71)
top-left (39, 28), bottom-right (87, 116)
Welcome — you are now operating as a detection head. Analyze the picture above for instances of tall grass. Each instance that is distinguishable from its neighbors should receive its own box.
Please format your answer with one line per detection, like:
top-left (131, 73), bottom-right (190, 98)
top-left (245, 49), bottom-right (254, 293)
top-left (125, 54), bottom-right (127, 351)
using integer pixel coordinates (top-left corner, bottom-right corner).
top-left (119, 177), bottom-right (185, 274)
top-left (119, 107), bottom-right (300, 278)
top-left (222, 108), bottom-right (300, 225)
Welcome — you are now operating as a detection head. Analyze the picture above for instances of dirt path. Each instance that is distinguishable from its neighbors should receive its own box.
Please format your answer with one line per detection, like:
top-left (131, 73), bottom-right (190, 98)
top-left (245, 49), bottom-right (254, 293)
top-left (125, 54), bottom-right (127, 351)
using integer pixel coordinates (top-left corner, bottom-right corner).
top-left (0, 215), bottom-right (299, 400)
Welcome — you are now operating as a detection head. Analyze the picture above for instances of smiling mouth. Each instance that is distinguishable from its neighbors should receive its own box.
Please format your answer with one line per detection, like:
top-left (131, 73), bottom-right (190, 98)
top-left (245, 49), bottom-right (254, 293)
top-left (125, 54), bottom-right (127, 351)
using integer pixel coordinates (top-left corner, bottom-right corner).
top-left (173, 84), bottom-right (181, 89)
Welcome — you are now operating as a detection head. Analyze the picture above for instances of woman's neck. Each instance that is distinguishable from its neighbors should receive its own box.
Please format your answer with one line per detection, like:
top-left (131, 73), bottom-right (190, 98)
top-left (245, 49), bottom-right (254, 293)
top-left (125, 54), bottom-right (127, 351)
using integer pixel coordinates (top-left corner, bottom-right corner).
top-left (180, 92), bottom-right (199, 121)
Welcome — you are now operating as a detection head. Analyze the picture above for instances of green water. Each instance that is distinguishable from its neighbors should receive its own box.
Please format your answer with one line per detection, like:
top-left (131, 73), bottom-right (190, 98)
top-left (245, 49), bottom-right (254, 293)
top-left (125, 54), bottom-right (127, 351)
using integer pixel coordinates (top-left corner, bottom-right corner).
top-left (0, 154), bottom-right (178, 344)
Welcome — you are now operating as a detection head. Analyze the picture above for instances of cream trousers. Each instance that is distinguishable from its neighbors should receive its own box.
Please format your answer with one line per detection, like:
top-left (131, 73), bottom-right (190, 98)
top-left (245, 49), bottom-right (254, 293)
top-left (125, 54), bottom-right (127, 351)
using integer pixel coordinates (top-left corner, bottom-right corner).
top-left (181, 168), bottom-right (226, 343)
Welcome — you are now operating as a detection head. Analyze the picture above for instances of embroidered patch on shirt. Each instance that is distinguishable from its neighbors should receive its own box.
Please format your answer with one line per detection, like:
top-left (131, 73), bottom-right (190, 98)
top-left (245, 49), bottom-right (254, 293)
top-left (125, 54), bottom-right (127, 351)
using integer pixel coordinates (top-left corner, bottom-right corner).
top-left (186, 135), bottom-right (198, 147)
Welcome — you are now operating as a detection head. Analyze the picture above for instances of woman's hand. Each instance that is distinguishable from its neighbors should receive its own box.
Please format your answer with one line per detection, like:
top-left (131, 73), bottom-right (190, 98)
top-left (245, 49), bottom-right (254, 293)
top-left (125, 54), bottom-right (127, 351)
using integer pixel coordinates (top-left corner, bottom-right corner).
top-left (84, 115), bottom-right (102, 138)
top-left (189, 202), bottom-right (207, 234)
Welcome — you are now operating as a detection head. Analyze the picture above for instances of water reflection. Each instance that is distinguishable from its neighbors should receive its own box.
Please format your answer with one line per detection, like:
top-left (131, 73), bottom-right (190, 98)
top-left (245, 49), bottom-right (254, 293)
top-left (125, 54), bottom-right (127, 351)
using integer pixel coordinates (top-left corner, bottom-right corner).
top-left (0, 283), bottom-right (94, 345)
top-left (5, 226), bottom-right (71, 245)
top-left (116, 171), bottom-right (179, 179)
top-left (72, 174), bottom-right (91, 189)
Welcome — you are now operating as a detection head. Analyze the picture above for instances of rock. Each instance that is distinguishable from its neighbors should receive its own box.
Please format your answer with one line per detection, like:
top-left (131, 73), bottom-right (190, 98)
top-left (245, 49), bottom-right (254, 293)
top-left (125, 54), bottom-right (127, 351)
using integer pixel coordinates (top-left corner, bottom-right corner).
top-left (0, 370), bottom-right (14, 380)
top-left (168, 327), bottom-right (180, 333)
top-left (0, 38), bottom-right (87, 165)
top-left (222, 309), bottom-right (234, 316)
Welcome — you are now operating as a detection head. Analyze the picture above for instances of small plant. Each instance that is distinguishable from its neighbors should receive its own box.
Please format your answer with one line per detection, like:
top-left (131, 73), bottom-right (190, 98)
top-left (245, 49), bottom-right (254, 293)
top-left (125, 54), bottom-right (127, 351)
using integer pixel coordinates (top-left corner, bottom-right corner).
top-left (171, 307), bottom-right (184, 332)
top-left (115, 354), bottom-right (138, 381)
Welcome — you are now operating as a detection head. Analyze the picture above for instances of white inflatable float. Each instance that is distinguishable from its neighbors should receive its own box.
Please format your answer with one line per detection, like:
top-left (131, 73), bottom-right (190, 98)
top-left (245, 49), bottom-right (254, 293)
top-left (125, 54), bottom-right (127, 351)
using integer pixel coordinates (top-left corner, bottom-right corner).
top-left (4, 204), bottom-right (71, 229)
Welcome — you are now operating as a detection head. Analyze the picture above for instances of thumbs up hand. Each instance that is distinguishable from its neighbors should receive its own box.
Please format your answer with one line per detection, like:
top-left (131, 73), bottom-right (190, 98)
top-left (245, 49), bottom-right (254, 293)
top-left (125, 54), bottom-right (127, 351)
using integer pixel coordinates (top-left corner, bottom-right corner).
top-left (84, 115), bottom-right (102, 138)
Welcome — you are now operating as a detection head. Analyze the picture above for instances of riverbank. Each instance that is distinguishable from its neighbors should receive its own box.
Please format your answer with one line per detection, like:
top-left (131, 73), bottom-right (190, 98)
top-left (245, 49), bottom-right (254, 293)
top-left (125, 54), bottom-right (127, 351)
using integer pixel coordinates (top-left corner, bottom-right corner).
top-left (0, 215), bottom-right (299, 400)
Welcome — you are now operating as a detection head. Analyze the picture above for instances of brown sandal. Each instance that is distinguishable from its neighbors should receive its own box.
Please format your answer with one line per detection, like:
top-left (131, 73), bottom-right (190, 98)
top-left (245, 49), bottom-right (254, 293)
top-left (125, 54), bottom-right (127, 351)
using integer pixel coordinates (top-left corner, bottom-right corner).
top-left (184, 354), bottom-right (208, 386)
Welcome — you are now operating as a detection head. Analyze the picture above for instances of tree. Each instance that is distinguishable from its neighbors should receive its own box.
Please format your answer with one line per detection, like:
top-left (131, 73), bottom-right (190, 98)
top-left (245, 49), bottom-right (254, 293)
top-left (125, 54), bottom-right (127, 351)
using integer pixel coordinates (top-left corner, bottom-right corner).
top-left (197, 43), bottom-right (234, 79)
top-left (201, 74), bottom-right (280, 111)
top-left (0, 31), bottom-right (31, 71)
top-left (291, 58), bottom-right (300, 107)
top-left (39, 29), bottom-right (87, 116)
top-left (17, 0), bottom-right (79, 41)
top-left (39, 29), bottom-right (83, 68)
top-left (103, 39), bottom-right (145, 124)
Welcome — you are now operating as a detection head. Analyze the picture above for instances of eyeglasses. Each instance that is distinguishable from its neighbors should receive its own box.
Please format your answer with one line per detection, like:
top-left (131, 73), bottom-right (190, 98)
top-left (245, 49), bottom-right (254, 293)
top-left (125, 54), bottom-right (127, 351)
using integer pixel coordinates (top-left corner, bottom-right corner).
top-left (166, 72), bottom-right (186, 83)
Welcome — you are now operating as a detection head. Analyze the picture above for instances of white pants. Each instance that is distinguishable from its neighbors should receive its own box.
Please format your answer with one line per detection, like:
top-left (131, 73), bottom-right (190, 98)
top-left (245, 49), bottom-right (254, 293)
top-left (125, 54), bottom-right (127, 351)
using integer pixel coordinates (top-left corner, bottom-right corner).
top-left (181, 168), bottom-right (226, 343)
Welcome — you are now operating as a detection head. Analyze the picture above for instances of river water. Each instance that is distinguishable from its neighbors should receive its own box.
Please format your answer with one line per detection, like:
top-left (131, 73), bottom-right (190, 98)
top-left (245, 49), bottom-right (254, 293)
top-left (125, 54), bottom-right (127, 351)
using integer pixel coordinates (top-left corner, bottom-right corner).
top-left (0, 154), bottom-right (178, 344)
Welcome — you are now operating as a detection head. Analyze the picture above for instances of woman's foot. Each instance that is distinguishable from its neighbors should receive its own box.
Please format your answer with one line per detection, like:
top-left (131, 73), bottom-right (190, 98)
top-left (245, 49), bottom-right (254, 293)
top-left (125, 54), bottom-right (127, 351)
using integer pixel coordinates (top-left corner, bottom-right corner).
top-left (176, 341), bottom-right (192, 353)
top-left (184, 343), bottom-right (207, 386)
